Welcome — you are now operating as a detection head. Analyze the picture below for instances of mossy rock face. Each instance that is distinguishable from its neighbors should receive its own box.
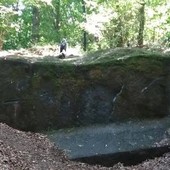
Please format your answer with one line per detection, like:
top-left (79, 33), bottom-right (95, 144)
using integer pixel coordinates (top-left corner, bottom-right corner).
top-left (0, 48), bottom-right (169, 131)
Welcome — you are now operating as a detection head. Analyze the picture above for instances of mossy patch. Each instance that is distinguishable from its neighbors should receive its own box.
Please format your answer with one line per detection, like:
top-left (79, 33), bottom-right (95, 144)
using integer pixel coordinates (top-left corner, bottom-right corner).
top-left (0, 48), bottom-right (169, 131)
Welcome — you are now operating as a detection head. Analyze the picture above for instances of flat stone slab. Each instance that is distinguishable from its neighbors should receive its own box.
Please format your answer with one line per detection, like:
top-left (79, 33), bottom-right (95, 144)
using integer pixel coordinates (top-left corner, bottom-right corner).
top-left (48, 116), bottom-right (170, 159)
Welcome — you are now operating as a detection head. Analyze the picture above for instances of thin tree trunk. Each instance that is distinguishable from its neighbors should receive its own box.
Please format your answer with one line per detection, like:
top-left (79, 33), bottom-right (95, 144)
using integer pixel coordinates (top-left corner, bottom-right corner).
top-left (32, 6), bottom-right (40, 44)
top-left (114, 5), bottom-right (124, 47)
top-left (116, 18), bottom-right (124, 47)
top-left (137, 2), bottom-right (145, 46)
top-left (0, 40), bottom-right (3, 50)
top-left (0, 31), bottom-right (4, 50)
top-left (152, 28), bottom-right (155, 43)
top-left (82, 0), bottom-right (87, 51)
top-left (53, 0), bottom-right (60, 41)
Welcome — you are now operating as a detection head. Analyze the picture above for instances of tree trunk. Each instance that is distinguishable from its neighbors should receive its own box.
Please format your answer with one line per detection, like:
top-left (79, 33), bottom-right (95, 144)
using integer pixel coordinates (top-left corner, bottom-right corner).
top-left (114, 5), bottom-right (124, 47)
top-left (32, 6), bottom-right (40, 44)
top-left (82, 0), bottom-right (87, 51)
top-left (0, 31), bottom-right (5, 50)
top-left (53, 0), bottom-right (60, 41)
top-left (0, 40), bottom-right (3, 50)
top-left (116, 18), bottom-right (124, 47)
top-left (137, 2), bottom-right (145, 47)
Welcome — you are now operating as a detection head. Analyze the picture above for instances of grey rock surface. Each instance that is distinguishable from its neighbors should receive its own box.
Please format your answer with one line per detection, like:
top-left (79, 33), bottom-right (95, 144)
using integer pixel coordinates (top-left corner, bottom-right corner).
top-left (49, 116), bottom-right (170, 159)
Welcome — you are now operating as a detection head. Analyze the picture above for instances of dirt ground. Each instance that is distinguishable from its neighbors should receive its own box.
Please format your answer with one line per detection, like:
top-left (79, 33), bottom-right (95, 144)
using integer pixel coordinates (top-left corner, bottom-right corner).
top-left (0, 123), bottom-right (170, 170)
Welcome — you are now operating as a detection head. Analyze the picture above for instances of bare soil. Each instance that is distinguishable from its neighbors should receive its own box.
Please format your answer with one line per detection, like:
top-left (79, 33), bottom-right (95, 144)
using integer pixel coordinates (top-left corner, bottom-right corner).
top-left (0, 123), bottom-right (170, 170)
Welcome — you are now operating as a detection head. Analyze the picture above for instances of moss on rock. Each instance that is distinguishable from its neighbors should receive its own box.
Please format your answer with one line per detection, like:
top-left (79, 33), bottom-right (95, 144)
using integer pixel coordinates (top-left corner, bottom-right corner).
top-left (0, 48), bottom-right (169, 131)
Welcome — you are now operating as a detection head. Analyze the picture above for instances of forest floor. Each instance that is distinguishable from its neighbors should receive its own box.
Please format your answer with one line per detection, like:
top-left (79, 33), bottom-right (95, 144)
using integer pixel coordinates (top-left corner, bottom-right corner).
top-left (0, 45), bottom-right (83, 59)
top-left (0, 45), bottom-right (169, 61)
top-left (0, 123), bottom-right (170, 170)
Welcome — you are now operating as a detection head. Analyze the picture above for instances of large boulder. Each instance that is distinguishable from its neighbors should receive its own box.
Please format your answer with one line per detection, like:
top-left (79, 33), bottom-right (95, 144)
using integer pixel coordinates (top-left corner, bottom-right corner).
top-left (0, 48), bottom-right (169, 131)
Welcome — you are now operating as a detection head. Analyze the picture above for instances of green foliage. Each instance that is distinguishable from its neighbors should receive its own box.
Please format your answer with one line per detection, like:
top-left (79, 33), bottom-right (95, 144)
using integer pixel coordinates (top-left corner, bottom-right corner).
top-left (1, 0), bottom-right (170, 51)
top-left (0, 4), bottom-right (18, 49)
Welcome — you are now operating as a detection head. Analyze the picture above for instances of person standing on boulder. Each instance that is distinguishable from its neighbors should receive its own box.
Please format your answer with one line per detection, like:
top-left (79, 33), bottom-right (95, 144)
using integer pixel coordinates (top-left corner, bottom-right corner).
top-left (59, 38), bottom-right (67, 58)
